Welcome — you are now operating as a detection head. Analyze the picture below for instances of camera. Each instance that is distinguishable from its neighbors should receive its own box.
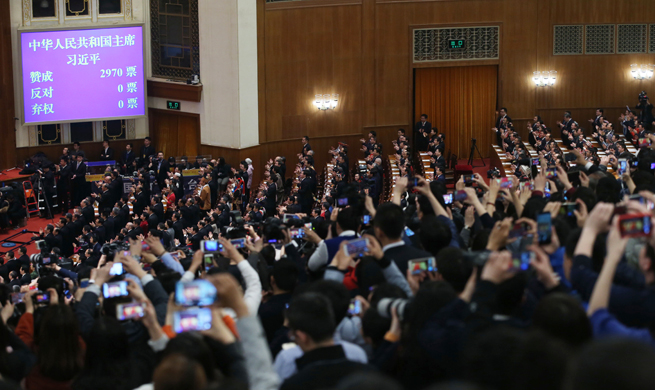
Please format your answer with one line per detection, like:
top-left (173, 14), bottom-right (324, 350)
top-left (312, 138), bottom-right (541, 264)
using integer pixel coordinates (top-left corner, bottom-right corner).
top-left (639, 91), bottom-right (649, 104)
top-left (377, 298), bottom-right (410, 322)
top-left (101, 241), bottom-right (130, 262)
top-left (487, 167), bottom-right (501, 179)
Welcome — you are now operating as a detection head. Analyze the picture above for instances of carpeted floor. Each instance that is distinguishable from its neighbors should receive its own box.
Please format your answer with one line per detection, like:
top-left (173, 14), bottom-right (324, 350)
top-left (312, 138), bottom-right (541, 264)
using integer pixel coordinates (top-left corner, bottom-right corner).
top-left (0, 212), bottom-right (62, 257)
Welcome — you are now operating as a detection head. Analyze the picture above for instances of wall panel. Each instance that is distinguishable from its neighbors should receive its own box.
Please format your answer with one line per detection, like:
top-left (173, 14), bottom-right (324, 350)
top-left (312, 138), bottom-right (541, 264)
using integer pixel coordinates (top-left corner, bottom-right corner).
top-left (0, 0), bottom-right (17, 169)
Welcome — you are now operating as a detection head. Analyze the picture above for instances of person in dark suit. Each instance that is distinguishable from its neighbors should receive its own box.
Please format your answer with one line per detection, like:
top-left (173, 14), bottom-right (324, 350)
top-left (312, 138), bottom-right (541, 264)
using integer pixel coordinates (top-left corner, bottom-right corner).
top-left (37, 164), bottom-right (56, 218)
top-left (557, 111), bottom-right (574, 139)
top-left (433, 148), bottom-right (446, 170)
top-left (96, 184), bottom-right (113, 214)
top-left (99, 140), bottom-right (115, 161)
top-left (300, 136), bottom-right (312, 157)
top-left (171, 212), bottom-right (185, 243)
top-left (56, 158), bottom-right (72, 214)
top-left (434, 166), bottom-right (446, 184)
top-left (146, 206), bottom-right (159, 232)
top-left (588, 108), bottom-right (604, 129)
top-left (414, 114), bottom-right (432, 152)
top-left (297, 169), bottom-right (315, 214)
top-left (373, 202), bottom-right (432, 275)
top-left (71, 153), bottom-right (88, 206)
top-left (57, 217), bottom-right (74, 257)
top-left (81, 199), bottom-right (94, 223)
top-left (8, 271), bottom-right (21, 288)
top-left (17, 247), bottom-right (30, 268)
top-left (151, 196), bottom-right (165, 222)
top-left (140, 137), bottom-right (156, 167)
top-left (152, 151), bottom-right (170, 192)
top-left (121, 143), bottom-right (136, 173)
top-left (264, 179), bottom-right (277, 217)
top-left (19, 265), bottom-right (31, 286)
top-left (495, 107), bottom-right (512, 129)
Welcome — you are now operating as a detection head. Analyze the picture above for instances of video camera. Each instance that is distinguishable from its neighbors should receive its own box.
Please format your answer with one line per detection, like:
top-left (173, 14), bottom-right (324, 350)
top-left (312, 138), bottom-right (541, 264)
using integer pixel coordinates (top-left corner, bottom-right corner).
top-left (487, 167), bottom-right (501, 179)
top-left (640, 91), bottom-right (649, 104)
top-left (101, 241), bottom-right (130, 262)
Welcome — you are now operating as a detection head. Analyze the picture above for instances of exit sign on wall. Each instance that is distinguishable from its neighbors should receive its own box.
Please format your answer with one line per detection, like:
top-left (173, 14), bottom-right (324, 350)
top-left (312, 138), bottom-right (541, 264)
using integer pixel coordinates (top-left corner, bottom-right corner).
top-left (167, 100), bottom-right (180, 110)
top-left (448, 39), bottom-right (466, 50)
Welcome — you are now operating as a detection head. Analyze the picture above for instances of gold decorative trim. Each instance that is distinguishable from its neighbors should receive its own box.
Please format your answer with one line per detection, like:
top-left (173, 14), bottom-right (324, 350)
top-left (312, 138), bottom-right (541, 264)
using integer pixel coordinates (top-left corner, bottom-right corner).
top-left (38, 124), bottom-right (61, 144)
top-left (124, 0), bottom-right (132, 20)
top-left (127, 119), bottom-right (136, 138)
top-left (22, 0), bottom-right (31, 25)
top-left (66, 0), bottom-right (89, 16)
top-left (103, 120), bottom-right (126, 140)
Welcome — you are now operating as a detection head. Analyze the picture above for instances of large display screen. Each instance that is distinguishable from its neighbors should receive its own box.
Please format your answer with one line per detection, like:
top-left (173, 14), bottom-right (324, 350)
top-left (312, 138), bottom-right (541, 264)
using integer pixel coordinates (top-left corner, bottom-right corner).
top-left (20, 25), bottom-right (145, 125)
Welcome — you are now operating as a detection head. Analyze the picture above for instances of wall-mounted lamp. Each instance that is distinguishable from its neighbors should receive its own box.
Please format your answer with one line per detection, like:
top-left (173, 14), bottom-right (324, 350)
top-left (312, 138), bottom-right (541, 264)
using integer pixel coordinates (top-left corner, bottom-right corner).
top-left (533, 71), bottom-right (556, 87)
top-left (314, 94), bottom-right (339, 110)
top-left (631, 64), bottom-right (654, 80)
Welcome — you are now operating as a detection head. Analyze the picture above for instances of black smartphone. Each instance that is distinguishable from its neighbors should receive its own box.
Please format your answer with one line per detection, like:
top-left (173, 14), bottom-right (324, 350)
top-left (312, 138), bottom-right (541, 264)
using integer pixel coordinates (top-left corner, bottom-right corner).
top-left (537, 213), bottom-right (552, 245)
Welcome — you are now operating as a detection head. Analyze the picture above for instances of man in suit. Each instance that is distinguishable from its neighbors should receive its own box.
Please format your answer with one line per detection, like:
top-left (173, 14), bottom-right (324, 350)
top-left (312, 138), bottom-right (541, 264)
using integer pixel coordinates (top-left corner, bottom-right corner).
top-left (300, 136), bottom-right (312, 157)
top-left (151, 196), bottom-right (165, 222)
top-left (264, 177), bottom-right (277, 217)
top-left (306, 207), bottom-right (359, 272)
top-left (140, 137), bottom-right (156, 167)
top-left (435, 166), bottom-right (446, 184)
top-left (134, 185), bottom-right (148, 216)
top-left (145, 206), bottom-right (159, 232)
top-left (56, 158), bottom-right (72, 214)
top-left (81, 199), bottom-right (94, 223)
top-left (589, 108), bottom-right (604, 129)
top-left (557, 111), bottom-right (574, 139)
top-left (8, 271), bottom-right (21, 288)
top-left (297, 169), bottom-right (316, 214)
top-left (495, 107), bottom-right (512, 129)
top-left (171, 212), bottom-right (185, 243)
top-left (19, 265), bottom-right (31, 285)
top-left (433, 148), bottom-right (446, 170)
top-left (71, 153), bottom-right (88, 207)
top-left (100, 140), bottom-right (115, 161)
top-left (374, 202), bottom-right (432, 275)
top-left (17, 247), bottom-right (30, 268)
top-left (153, 151), bottom-right (170, 191)
top-left (122, 143), bottom-right (136, 173)
top-left (414, 114), bottom-right (432, 152)
top-left (96, 183), bottom-right (113, 214)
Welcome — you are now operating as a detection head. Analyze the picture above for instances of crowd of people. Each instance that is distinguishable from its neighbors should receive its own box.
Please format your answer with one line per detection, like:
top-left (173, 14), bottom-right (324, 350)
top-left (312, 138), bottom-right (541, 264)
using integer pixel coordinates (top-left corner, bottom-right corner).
top-left (2, 102), bottom-right (655, 390)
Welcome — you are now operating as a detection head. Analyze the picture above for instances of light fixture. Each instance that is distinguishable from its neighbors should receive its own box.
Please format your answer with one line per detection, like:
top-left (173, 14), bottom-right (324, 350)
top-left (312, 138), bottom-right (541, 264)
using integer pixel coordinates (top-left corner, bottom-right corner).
top-left (533, 71), bottom-right (556, 87)
top-left (314, 93), bottom-right (339, 110)
top-left (631, 64), bottom-right (654, 80)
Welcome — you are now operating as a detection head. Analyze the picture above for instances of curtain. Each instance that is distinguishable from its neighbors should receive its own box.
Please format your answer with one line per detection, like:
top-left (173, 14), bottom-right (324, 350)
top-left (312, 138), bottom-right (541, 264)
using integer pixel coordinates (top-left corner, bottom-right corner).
top-left (414, 65), bottom-right (498, 159)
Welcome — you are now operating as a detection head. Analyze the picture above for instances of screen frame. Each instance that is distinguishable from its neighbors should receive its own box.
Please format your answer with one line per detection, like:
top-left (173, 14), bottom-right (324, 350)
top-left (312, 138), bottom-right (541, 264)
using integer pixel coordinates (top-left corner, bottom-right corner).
top-left (18, 23), bottom-right (148, 126)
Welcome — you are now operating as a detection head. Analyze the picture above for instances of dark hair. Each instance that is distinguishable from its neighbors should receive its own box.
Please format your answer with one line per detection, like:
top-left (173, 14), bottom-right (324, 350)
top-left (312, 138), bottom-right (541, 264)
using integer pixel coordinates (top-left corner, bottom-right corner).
top-left (303, 280), bottom-right (351, 325)
top-left (271, 259), bottom-right (298, 293)
top-left (420, 114), bottom-right (428, 119)
top-left (35, 304), bottom-right (83, 381)
top-left (336, 206), bottom-right (360, 232)
top-left (435, 247), bottom-right (473, 293)
top-left (532, 293), bottom-right (592, 348)
top-left (286, 292), bottom-right (335, 343)
top-left (419, 215), bottom-right (453, 257)
top-left (72, 317), bottom-right (132, 390)
top-left (569, 338), bottom-right (655, 390)
top-left (373, 203), bottom-right (404, 239)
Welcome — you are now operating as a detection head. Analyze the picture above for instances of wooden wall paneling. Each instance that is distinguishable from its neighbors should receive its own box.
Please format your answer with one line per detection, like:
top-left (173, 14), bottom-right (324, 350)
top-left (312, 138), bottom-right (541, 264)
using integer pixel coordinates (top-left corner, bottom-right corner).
top-left (264, 4), bottom-right (363, 142)
top-left (0, 0), bottom-right (17, 169)
top-left (148, 109), bottom-right (200, 158)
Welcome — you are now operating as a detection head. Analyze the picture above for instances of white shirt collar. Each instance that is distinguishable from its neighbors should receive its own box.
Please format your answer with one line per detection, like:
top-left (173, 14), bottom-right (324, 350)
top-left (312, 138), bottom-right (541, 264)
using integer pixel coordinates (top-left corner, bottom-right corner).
top-left (382, 240), bottom-right (405, 252)
top-left (339, 230), bottom-right (357, 237)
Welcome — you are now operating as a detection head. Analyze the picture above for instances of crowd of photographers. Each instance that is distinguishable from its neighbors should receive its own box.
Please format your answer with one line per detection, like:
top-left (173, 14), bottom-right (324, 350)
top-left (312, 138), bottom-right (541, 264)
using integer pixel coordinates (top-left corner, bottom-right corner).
top-left (3, 107), bottom-right (655, 390)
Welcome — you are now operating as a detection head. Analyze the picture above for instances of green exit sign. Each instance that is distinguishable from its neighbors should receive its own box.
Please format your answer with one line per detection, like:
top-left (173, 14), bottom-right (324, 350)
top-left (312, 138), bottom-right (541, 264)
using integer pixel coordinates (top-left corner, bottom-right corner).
top-left (167, 100), bottom-right (180, 110)
top-left (448, 39), bottom-right (466, 49)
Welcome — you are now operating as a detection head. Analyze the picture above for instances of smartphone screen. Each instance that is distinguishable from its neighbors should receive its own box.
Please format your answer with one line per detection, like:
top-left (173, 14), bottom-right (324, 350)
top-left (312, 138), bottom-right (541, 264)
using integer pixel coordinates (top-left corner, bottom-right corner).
top-left (361, 215), bottom-right (371, 225)
top-left (511, 252), bottom-right (534, 271)
top-left (407, 257), bottom-right (436, 275)
top-left (443, 194), bottom-right (453, 205)
top-left (34, 292), bottom-right (50, 303)
top-left (103, 281), bottom-right (129, 299)
top-left (347, 299), bottom-right (361, 316)
top-left (290, 228), bottom-right (305, 239)
top-left (11, 292), bottom-right (25, 304)
top-left (462, 174), bottom-right (475, 184)
top-left (230, 238), bottom-right (246, 249)
top-left (173, 308), bottom-right (213, 333)
top-left (509, 222), bottom-right (529, 238)
top-left (203, 254), bottom-right (214, 272)
top-left (116, 302), bottom-right (146, 321)
top-left (559, 202), bottom-right (577, 217)
top-left (345, 238), bottom-right (369, 257)
top-left (201, 240), bottom-right (223, 253)
top-left (337, 197), bottom-right (349, 207)
top-left (531, 158), bottom-right (540, 166)
top-left (546, 168), bottom-right (557, 179)
top-left (619, 214), bottom-right (652, 238)
top-left (109, 262), bottom-right (124, 276)
top-left (537, 213), bottom-right (552, 245)
top-left (618, 159), bottom-right (627, 175)
top-left (175, 280), bottom-right (217, 307)
top-left (454, 190), bottom-right (467, 202)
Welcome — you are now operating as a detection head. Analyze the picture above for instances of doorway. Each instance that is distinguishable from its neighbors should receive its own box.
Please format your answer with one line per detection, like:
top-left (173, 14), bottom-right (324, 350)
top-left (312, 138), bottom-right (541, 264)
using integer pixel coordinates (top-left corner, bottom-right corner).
top-left (414, 65), bottom-right (498, 159)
